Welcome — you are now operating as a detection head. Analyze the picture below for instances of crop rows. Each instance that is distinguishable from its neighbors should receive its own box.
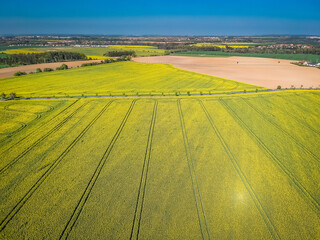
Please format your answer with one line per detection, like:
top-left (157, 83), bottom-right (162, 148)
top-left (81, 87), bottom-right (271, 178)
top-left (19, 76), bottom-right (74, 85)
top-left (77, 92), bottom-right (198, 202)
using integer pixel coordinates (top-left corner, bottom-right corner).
top-left (0, 92), bottom-right (319, 239)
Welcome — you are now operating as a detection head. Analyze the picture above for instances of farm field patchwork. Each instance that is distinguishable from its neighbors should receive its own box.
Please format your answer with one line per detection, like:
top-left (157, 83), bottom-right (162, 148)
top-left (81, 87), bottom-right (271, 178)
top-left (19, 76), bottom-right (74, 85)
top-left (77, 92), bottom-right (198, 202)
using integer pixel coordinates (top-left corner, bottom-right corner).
top-left (5, 45), bottom-right (167, 57)
top-left (135, 56), bottom-right (320, 89)
top-left (0, 61), bottom-right (264, 98)
top-left (0, 91), bottom-right (319, 239)
top-left (174, 51), bottom-right (320, 62)
top-left (190, 43), bottom-right (262, 48)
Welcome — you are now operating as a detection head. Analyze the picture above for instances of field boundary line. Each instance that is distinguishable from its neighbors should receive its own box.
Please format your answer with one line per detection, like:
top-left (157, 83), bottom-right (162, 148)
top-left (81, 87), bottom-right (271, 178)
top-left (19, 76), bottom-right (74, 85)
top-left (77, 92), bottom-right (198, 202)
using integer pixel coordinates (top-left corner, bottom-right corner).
top-left (0, 101), bottom-right (114, 232)
top-left (198, 100), bottom-right (281, 240)
top-left (59, 100), bottom-right (136, 240)
top-left (177, 99), bottom-right (211, 240)
top-left (1, 89), bottom-right (319, 101)
top-left (241, 97), bottom-right (320, 162)
top-left (0, 99), bottom-right (80, 154)
top-left (219, 99), bottom-right (320, 216)
top-left (130, 100), bottom-right (158, 240)
top-left (0, 100), bottom-right (87, 174)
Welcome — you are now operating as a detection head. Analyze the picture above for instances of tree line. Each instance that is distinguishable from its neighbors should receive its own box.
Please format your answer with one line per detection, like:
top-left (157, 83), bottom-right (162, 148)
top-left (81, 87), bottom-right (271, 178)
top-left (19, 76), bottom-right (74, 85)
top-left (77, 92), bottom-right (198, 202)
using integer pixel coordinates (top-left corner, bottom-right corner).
top-left (104, 50), bottom-right (136, 57)
top-left (0, 51), bottom-right (87, 65)
top-left (155, 43), bottom-right (320, 55)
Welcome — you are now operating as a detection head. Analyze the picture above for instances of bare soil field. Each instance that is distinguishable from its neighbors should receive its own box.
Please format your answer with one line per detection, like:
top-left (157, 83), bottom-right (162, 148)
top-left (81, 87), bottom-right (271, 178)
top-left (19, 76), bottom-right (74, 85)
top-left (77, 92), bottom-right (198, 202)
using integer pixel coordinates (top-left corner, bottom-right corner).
top-left (0, 60), bottom-right (102, 79)
top-left (134, 56), bottom-right (320, 89)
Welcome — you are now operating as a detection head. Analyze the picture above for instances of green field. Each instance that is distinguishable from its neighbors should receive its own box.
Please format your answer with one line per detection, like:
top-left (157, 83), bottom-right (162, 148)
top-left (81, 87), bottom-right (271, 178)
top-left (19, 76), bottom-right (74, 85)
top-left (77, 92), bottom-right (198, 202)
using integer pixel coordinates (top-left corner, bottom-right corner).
top-left (0, 61), bottom-right (264, 97)
top-left (174, 51), bottom-right (320, 62)
top-left (0, 91), bottom-right (319, 239)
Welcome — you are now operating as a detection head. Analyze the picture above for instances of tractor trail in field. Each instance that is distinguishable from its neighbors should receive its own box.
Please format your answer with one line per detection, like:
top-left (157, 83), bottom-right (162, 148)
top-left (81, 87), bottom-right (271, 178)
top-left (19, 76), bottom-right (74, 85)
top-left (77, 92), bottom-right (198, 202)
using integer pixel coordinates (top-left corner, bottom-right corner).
top-left (130, 100), bottom-right (158, 240)
top-left (198, 100), bottom-right (281, 240)
top-left (241, 97), bottom-right (320, 161)
top-left (0, 101), bottom-right (113, 232)
top-left (219, 99), bottom-right (320, 216)
top-left (0, 100), bottom-right (88, 174)
top-left (260, 94), bottom-right (320, 136)
top-left (59, 100), bottom-right (136, 240)
top-left (177, 99), bottom-right (212, 240)
top-left (0, 99), bottom-right (79, 153)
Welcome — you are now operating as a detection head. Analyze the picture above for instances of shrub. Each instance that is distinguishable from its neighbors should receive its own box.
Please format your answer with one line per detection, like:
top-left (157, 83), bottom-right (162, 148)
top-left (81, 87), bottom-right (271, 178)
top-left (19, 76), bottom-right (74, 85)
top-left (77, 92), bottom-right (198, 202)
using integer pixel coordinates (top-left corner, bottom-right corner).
top-left (43, 68), bottom-right (54, 72)
top-left (1, 93), bottom-right (6, 99)
top-left (9, 92), bottom-right (16, 100)
top-left (244, 89), bottom-right (247, 93)
top-left (36, 68), bottom-right (42, 73)
top-left (81, 62), bottom-right (99, 67)
top-left (14, 71), bottom-right (27, 76)
top-left (187, 91), bottom-right (190, 95)
top-left (277, 85), bottom-right (281, 89)
top-left (56, 64), bottom-right (68, 70)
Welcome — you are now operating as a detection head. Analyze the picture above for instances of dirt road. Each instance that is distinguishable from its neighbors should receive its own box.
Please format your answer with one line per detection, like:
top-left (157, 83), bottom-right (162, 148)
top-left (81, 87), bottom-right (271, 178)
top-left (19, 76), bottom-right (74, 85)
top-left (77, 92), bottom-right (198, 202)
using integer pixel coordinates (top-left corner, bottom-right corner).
top-left (134, 56), bottom-right (320, 89)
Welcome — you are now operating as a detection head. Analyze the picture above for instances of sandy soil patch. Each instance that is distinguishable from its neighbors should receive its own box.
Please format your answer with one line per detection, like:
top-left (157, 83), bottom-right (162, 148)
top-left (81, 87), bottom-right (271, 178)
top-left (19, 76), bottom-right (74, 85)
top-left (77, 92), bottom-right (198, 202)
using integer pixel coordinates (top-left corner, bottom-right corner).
top-left (134, 56), bottom-right (320, 89)
top-left (0, 60), bottom-right (102, 79)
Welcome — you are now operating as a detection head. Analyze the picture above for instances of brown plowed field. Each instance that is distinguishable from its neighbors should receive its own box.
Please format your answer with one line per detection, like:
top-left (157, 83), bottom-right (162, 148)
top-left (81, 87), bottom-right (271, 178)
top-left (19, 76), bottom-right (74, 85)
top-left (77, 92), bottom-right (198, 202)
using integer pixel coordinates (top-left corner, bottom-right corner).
top-left (134, 56), bottom-right (320, 89)
top-left (0, 60), bottom-right (102, 79)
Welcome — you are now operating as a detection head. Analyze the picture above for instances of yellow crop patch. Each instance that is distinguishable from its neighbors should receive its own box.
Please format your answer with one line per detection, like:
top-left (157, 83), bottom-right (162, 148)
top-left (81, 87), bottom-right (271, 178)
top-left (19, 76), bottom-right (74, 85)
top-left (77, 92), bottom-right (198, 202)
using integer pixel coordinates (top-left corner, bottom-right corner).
top-left (1, 49), bottom-right (45, 54)
top-left (0, 92), bottom-right (319, 239)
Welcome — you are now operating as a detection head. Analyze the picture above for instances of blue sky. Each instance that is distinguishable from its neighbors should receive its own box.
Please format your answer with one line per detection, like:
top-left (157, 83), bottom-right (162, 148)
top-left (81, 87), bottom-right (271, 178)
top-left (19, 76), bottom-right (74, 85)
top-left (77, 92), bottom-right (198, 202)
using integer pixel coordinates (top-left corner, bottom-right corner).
top-left (0, 0), bottom-right (319, 35)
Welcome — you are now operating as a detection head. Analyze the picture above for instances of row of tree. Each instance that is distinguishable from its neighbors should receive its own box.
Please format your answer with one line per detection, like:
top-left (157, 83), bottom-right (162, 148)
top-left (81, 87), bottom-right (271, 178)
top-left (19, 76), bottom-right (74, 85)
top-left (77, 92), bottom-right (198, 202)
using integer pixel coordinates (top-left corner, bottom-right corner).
top-left (104, 50), bottom-right (136, 57)
top-left (0, 52), bottom-right (87, 65)
top-left (155, 43), bottom-right (320, 55)
top-left (13, 56), bottom-right (132, 77)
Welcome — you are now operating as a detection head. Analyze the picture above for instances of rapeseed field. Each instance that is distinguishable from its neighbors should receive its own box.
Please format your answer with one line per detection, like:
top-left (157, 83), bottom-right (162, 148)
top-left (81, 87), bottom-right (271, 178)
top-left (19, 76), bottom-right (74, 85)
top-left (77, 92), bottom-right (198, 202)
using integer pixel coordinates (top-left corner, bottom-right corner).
top-left (0, 61), bottom-right (264, 97)
top-left (0, 91), bottom-right (319, 239)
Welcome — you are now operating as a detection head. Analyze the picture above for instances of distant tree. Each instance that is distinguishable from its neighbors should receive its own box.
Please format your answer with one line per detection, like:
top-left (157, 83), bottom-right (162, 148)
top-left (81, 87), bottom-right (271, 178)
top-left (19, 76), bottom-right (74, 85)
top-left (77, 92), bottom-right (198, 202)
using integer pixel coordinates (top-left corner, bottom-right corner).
top-left (104, 50), bottom-right (136, 57)
top-left (56, 64), bottom-right (68, 70)
top-left (277, 85), bottom-right (281, 89)
top-left (43, 68), bottom-right (54, 72)
top-left (1, 93), bottom-right (6, 99)
top-left (14, 71), bottom-right (27, 76)
top-left (9, 92), bottom-right (16, 100)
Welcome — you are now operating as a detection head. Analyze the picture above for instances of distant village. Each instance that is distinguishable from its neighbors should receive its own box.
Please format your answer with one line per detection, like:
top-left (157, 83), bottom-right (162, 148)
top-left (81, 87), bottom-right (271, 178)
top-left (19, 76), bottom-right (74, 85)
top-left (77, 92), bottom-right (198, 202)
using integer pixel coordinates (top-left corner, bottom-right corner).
top-left (257, 44), bottom-right (312, 49)
top-left (294, 60), bottom-right (320, 68)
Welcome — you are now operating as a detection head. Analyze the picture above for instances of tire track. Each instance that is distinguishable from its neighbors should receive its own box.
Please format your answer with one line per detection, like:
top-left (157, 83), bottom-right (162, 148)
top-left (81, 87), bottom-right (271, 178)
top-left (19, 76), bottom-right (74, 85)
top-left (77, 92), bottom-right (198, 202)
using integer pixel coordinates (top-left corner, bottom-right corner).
top-left (289, 93), bottom-right (320, 118)
top-left (129, 100), bottom-right (157, 240)
top-left (242, 98), bottom-right (320, 162)
top-left (260, 95), bottom-right (320, 136)
top-left (0, 100), bottom-right (87, 175)
top-left (0, 101), bottom-right (113, 232)
top-left (297, 93), bottom-right (320, 107)
top-left (59, 100), bottom-right (136, 240)
top-left (0, 122), bottom-right (27, 137)
top-left (219, 98), bottom-right (320, 216)
top-left (0, 99), bottom-right (80, 154)
top-left (198, 100), bottom-right (281, 240)
top-left (177, 99), bottom-right (211, 240)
